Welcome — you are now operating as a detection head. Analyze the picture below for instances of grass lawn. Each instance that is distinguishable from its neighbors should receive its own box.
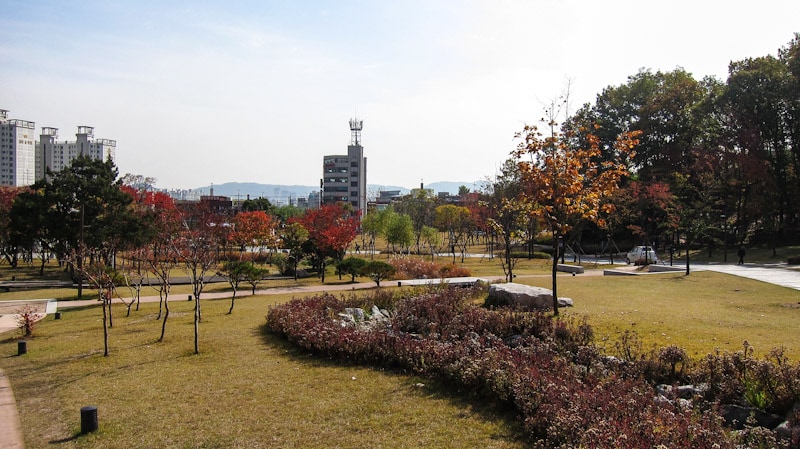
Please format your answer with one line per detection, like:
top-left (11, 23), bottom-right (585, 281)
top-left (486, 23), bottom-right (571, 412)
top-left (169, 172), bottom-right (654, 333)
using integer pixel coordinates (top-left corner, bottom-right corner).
top-left (514, 270), bottom-right (800, 361)
top-left (1, 294), bottom-right (525, 449)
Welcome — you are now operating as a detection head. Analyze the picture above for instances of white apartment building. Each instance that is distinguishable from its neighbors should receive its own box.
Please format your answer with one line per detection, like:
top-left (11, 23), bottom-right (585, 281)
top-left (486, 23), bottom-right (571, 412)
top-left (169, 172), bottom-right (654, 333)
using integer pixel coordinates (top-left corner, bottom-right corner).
top-left (321, 118), bottom-right (367, 217)
top-left (0, 109), bottom-right (37, 186)
top-left (37, 125), bottom-right (116, 180)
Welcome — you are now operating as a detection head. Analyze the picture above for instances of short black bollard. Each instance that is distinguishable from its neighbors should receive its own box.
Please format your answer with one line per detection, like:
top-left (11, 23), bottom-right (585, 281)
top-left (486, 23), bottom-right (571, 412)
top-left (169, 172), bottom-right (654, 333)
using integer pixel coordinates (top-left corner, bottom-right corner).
top-left (17, 340), bottom-right (27, 355)
top-left (188, 295), bottom-right (192, 301)
top-left (80, 406), bottom-right (98, 434)
top-left (54, 312), bottom-right (62, 320)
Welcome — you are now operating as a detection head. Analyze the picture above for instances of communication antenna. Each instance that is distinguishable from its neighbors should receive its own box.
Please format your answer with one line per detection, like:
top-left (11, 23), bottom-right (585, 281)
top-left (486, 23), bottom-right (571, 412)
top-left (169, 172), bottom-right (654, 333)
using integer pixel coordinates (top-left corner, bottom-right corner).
top-left (349, 118), bottom-right (363, 145)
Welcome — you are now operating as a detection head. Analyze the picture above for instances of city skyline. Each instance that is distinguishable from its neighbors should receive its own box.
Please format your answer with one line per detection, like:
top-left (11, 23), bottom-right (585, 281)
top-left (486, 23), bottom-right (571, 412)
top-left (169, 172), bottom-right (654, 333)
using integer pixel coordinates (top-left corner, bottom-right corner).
top-left (2, 1), bottom-right (798, 190)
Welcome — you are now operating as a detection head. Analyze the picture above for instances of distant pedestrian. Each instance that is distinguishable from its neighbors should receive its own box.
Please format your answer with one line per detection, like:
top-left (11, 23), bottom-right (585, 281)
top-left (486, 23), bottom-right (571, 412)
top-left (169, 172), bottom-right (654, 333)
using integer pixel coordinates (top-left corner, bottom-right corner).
top-left (737, 246), bottom-right (746, 265)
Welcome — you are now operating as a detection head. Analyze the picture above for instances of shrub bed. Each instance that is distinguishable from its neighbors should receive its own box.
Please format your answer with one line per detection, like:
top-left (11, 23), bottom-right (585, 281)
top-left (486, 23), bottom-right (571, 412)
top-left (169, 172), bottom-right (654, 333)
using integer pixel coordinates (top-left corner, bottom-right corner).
top-left (388, 257), bottom-right (471, 279)
top-left (265, 286), bottom-right (800, 447)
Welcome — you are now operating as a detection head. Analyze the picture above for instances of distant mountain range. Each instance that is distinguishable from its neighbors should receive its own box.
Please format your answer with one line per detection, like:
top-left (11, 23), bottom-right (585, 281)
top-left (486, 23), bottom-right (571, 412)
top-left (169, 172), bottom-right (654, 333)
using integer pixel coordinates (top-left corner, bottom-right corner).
top-left (177, 181), bottom-right (483, 204)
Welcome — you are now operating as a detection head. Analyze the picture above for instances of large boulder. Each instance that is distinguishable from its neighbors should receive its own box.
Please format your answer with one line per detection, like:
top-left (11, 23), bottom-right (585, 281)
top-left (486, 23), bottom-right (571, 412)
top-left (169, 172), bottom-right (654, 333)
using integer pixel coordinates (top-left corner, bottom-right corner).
top-left (487, 283), bottom-right (573, 311)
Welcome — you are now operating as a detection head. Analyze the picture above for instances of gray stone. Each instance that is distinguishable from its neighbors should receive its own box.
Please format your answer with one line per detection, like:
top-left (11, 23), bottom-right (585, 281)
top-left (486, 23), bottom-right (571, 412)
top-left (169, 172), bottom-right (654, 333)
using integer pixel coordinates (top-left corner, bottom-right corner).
top-left (558, 297), bottom-right (574, 307)
top-left (721, 404), bottom-right (784, 430)
top-left (370, 305), bottom-right (385, 320)
top-left (487, 283), bottom-right (574, 311)
top-left (344, 308), bottom-right (365, 321)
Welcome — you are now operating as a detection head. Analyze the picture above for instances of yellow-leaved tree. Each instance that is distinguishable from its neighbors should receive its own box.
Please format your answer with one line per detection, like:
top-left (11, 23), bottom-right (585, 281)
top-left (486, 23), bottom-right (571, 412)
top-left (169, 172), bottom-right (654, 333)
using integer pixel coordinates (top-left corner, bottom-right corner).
top-left (513, 122), bottom-right (640, 315)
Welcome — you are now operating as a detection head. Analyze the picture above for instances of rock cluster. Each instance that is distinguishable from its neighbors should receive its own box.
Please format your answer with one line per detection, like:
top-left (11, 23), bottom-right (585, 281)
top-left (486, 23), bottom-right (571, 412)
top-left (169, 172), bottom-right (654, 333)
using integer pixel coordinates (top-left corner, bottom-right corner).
top-left (487, 283), bottom-right (573, 311)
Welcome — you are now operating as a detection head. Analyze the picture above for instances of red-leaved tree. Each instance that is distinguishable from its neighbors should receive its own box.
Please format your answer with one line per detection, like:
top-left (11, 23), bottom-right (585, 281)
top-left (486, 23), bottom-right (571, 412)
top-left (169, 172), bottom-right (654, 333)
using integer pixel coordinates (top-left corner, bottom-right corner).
top-left (297, 204), bottom-right (359, 282)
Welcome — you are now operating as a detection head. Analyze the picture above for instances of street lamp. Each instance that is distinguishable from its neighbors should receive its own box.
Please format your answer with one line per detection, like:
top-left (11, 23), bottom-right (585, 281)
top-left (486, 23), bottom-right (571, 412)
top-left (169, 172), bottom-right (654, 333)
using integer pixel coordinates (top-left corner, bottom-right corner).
top-left (721, 215), bottom-right (728, 263)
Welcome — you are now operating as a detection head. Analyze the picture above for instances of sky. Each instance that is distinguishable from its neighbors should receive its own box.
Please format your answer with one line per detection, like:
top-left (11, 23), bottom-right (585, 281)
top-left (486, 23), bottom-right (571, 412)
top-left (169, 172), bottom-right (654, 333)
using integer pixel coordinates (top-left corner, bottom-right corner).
top-left (1, 1), bottom-right (798, 191)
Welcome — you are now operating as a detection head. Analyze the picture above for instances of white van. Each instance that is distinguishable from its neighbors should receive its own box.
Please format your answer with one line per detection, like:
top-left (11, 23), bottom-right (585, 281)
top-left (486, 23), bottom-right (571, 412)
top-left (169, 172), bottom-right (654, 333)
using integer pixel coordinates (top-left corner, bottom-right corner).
top-left (626, 246), bottom-right (658, 265)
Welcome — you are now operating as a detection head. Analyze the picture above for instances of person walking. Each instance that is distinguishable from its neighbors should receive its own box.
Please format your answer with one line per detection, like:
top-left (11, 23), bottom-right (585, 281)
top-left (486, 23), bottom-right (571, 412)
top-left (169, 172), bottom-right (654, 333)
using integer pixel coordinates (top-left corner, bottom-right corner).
top-left (737, 246), bottom-right (746, 265)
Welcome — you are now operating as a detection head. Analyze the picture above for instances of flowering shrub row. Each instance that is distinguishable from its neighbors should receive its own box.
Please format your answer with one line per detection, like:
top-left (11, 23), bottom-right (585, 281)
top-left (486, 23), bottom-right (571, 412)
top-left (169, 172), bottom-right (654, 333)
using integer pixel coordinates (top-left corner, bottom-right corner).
top-left (388, 256), bottom-right (471, 279)
top-left (263, 286), bottom-right (799, 447)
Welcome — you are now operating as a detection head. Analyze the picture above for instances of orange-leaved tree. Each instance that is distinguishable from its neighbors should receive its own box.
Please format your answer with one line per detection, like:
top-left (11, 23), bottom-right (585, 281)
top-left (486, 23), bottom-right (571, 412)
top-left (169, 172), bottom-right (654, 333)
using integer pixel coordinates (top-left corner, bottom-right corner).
top-left (229, 210), bottom-right (279, 259)
top-left (513, 122), bottom-right (640, 315)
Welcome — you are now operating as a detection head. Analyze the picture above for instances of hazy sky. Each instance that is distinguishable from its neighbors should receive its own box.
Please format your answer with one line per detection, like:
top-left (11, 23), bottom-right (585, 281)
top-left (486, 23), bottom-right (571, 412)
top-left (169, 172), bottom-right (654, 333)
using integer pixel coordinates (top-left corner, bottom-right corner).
top-left (2, 1), bottom-right (798, 190)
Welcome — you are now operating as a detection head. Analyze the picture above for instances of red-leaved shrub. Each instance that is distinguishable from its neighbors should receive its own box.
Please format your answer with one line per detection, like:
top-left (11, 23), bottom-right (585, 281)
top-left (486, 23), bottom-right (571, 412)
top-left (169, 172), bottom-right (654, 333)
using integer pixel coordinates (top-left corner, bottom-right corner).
top-left (263, 286), bottom-right (788, 446)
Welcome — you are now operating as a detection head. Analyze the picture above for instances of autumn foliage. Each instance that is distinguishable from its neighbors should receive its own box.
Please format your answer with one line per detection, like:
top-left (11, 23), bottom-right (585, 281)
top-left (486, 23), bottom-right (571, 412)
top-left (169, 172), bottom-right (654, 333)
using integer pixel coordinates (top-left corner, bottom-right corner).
top-left (264, 286), bottom-right (800, 447)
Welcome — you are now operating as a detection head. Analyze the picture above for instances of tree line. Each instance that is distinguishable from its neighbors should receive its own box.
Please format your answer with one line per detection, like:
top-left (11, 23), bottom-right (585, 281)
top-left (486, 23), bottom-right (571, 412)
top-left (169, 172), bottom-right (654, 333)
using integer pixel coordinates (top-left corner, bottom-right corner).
top-left (0, 156), bottom-right (363, 355)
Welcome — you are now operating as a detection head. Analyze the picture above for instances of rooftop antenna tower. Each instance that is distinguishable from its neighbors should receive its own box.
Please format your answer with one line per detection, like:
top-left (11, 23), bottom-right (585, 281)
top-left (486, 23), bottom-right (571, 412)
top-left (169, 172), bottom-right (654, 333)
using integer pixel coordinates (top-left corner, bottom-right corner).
top-left (349, 118), bottom-right (363, 146)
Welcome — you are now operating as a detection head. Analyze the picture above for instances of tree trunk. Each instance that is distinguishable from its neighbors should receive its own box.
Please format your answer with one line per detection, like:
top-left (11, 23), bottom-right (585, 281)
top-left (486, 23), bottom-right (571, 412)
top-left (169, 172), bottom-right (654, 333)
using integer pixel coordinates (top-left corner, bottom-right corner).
top-left (228, 289), bottom-right (237, 314)
top-left (552, 234), bottom-right (560, 316)
top-left (102, 291), bottom-right (109, 357)
top-left (685, 236), bottom-right (691, 276)
top-left (156, 285), bottom-right (164, 321)
top-left (158, 294), bottom-right (169, 341)
top-left (194, 294), bottom-right (200, 354)
top-left (107, 292), bottom-right (113, 328)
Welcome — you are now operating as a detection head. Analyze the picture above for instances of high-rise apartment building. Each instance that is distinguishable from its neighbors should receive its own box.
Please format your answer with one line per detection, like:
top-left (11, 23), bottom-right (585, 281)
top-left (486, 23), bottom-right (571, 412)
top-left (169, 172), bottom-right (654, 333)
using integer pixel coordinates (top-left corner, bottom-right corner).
top-left (37, 125), bottom-right (116, 179)
top-left (322, 118), bottom-right (367, 217)
top-left (0, 109), bottom-right (36, 186)
top-left (2, 108), bottom-right (117, 186)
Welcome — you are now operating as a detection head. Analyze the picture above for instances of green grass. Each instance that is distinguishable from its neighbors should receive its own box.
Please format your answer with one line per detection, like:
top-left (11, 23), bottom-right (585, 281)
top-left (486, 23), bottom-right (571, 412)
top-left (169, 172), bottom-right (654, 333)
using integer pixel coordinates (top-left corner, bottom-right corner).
top-left (515, 270), bottom-right (800, 361)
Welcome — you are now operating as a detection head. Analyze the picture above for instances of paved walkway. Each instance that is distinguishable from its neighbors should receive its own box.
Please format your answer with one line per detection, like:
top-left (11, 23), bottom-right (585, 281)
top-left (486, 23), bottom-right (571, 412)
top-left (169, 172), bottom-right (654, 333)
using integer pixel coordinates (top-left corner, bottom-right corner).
top-left (0, 369), bottom-right (24, 449)
top-left (695, 263), bottom-right (800, 291)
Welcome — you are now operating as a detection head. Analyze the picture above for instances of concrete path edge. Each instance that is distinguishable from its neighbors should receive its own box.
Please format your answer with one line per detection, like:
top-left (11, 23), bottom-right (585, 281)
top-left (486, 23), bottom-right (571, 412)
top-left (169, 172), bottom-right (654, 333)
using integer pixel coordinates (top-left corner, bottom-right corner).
top-left (0, 368), bottom-right (25, 449)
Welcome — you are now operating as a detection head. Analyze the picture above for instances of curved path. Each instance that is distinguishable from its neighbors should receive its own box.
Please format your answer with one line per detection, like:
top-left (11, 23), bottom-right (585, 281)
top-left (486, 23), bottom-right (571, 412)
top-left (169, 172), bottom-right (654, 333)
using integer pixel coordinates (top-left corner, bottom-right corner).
top-left (695, 263), bottom-right (800, 291)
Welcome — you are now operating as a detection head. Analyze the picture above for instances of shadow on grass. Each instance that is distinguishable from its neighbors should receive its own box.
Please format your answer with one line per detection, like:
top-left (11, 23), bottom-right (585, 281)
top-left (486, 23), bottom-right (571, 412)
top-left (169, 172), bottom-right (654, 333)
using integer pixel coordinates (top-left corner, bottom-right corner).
top-left (255, 323), bottom-right (527, 445)
top-left (49, 433), bottom-right (81, 444)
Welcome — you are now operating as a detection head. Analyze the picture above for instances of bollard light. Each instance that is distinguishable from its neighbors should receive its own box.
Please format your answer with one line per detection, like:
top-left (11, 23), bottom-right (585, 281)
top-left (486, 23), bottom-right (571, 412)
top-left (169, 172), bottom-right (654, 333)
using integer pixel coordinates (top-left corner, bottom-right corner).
top-left (80, 406), bottom-right (98, 434)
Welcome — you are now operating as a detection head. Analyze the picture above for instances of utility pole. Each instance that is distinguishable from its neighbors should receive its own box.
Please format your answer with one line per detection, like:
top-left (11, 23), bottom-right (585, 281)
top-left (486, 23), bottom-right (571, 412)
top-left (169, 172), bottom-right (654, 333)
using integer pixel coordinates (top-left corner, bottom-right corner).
top-left (77, 204), bottom-right (84, 299)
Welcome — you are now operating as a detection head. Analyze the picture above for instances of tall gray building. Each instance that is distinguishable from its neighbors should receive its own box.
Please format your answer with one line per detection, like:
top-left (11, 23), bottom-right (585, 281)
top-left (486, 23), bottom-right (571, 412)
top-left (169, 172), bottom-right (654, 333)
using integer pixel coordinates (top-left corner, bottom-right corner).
top-left (321, 118), bottom-right (367, 217)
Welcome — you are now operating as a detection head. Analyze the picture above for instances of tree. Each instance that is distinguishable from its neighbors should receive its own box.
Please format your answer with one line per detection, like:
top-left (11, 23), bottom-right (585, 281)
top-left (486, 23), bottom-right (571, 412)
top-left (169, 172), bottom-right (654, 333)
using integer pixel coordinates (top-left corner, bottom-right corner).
top-left (419, 225), bottom-right (441, 261)
top-left (218, 260), bottom-right (250, 314)
top-left (175, 202), bottom-right (225, 354)
top-left (280, 222), bottom-right (309, 280)
top-left (395, 189), bottom-right (437, 253)
top-left (133, 190), bottom-right (183, 341)
top-left (485, 159), bottom-right (532, 282)
top-left (0, 186), bottom-right (23, 266)
top-left (34, 157), bottom-right (140, 298)
top-left (384, 210), bottom-right (414, 253)
top-left (81, 263), bottom-right (125, 356)
top-left (513, 118), bottom-right (640, 315)
top-left (360, 207), bottom-right (391, 257)
top-left (722, 55), bottom-right (795, 252)
top-left (240, 197), bottom-right (275, 214)
top-left (434, 204), bottom-right (473, 263)
top-left (298, 204), bottom-right (359, 283)
top-left (587, 68), bottom-right (705, 180)
top-left (8, 187), bottom-right (51, 273)
top-left (230, 210), bottom-right (278, 258)
top-left (336, 257), bottom-right (367, 282)
top-left (613, 181), bottom-right (678, 253)
top-left (242, 263), bottom-right (268, 295)
top-left (361, 260), bottom-right (395, 287)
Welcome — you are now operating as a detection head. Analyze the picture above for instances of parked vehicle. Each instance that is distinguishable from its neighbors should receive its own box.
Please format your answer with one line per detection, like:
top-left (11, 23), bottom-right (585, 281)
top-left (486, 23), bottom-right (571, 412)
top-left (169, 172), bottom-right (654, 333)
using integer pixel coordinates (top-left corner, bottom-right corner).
top-left (626, 246), bottom-right (658, 265)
